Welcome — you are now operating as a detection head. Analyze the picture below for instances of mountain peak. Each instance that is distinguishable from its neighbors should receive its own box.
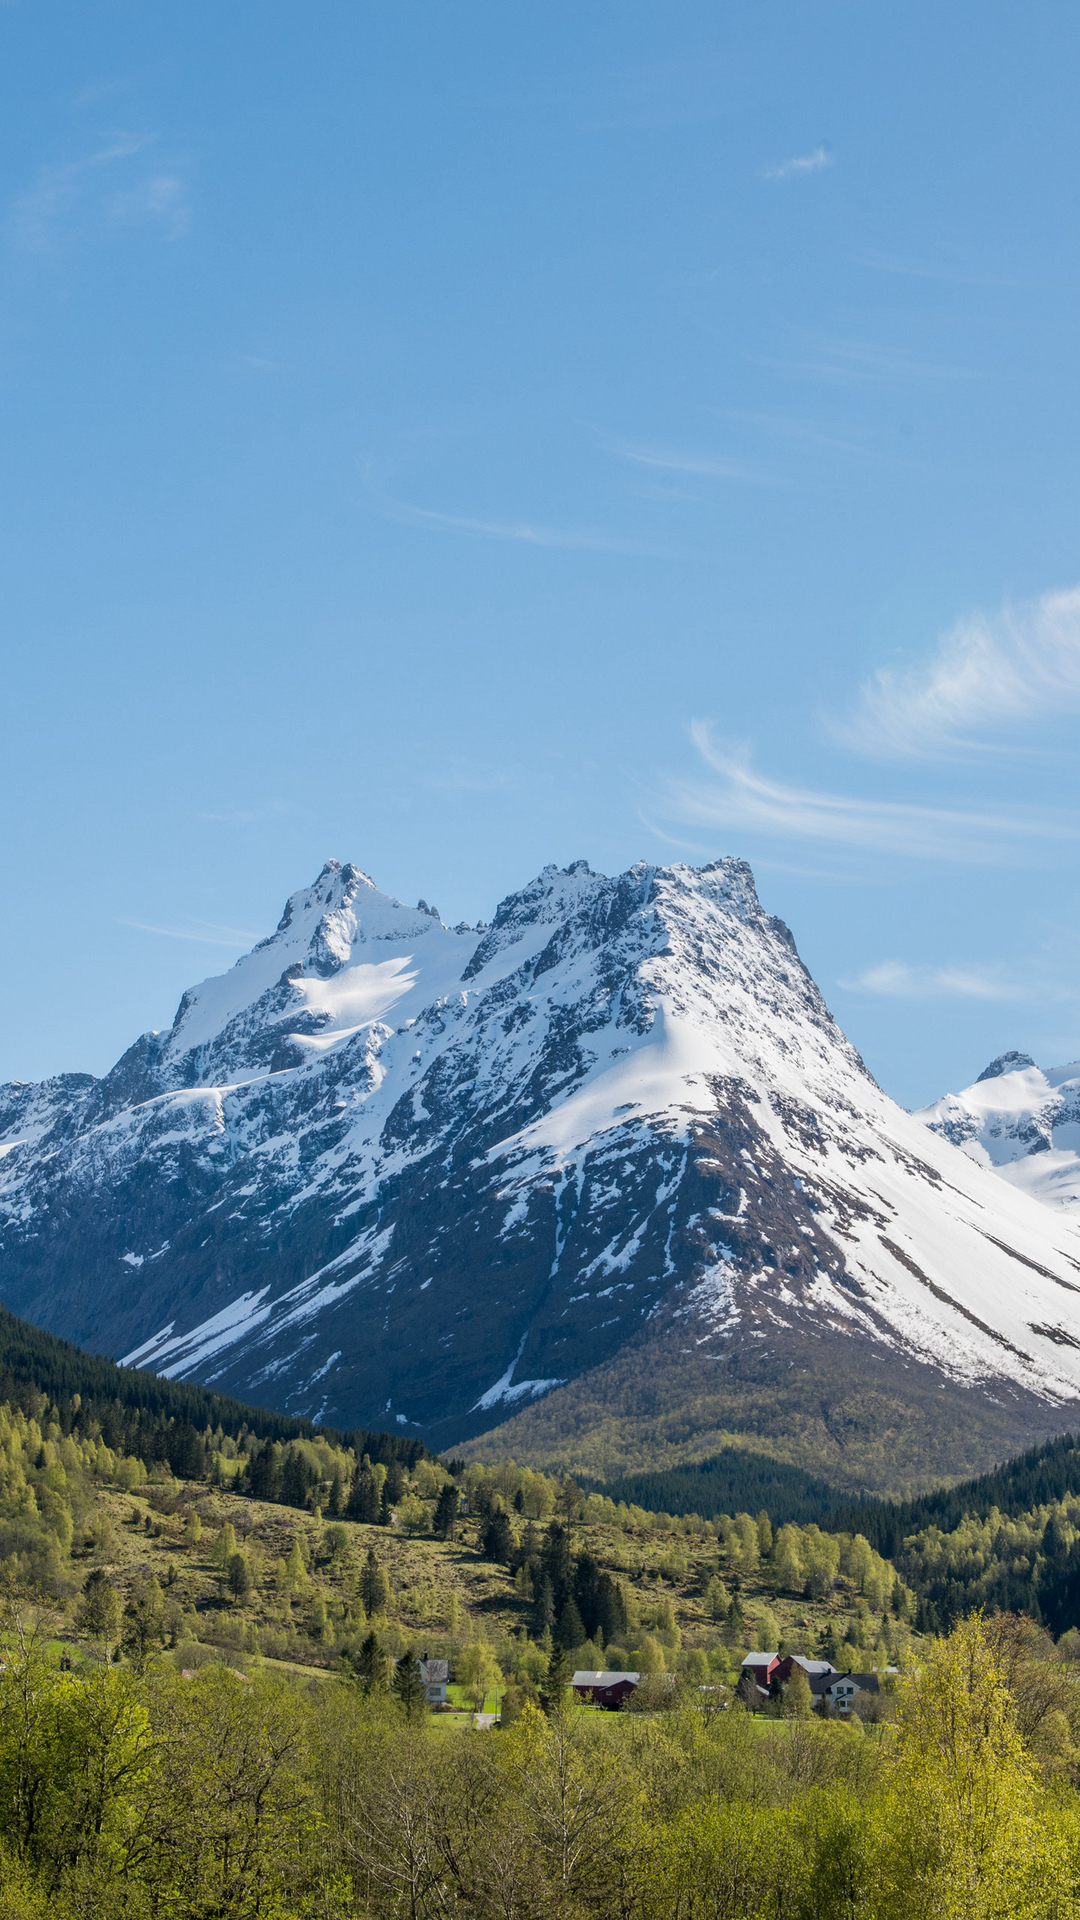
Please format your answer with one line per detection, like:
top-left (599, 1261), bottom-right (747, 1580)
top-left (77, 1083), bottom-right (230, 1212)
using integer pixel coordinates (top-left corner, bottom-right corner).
top-left (976, 1051), bottom-right (1037, 1082)
top-left (6, 850), bottom-right (1080, 1491)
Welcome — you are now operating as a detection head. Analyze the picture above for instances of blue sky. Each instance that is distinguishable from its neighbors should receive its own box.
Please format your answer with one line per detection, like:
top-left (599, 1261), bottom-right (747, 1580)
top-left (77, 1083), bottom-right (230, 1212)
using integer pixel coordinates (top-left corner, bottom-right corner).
top-left (3, 1), bottom-right (1080, 1109)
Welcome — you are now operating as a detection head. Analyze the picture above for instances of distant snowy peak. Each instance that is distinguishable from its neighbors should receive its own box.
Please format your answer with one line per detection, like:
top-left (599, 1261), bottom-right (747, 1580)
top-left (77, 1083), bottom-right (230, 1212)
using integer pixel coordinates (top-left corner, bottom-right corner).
top-left (916, 1056), bottom-right (1080, 1215)
top-left (976, 1051), bottom-right (1037, 1083)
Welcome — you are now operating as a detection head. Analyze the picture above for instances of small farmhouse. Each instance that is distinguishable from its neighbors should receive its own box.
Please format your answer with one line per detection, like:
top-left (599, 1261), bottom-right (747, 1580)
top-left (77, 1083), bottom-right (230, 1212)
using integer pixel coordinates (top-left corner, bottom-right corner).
top-left (418, 1655), bottom-right (449, 1704)
top-left (824, 1672), bottom-right (880, 1715)
top-left (572, 1669), bottom-right (640, 1708)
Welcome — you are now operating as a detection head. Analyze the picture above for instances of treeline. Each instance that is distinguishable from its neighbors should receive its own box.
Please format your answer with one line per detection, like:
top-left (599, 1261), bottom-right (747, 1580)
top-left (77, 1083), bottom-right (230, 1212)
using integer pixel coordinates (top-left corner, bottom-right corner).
top-left (0, 1301), bottom-right (429, 1496)
top-left (596, 1447), bottom-right (850, 1527)
top-left (243, 1437), bottom-right (425, 1516)
top-left (4, 1611), bottom-right (1080, 1918)
top-left (0, 1303), bottom-right (321, 1442)
top-left (889, 1495), bottom-right (1080, 1638)
top-left (826, 1430), bottom-right (1080, 1557)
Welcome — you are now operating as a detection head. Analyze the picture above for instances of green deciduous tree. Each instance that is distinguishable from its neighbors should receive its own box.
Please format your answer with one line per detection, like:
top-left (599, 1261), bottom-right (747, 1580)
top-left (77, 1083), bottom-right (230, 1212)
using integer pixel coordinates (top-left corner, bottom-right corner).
top-left (781, 1665), bottom-right (815, 1720)
top-left (458, 1642), bottom-right (502, 1715)
top-left (881, 1613), bottom-right (1071, 1920)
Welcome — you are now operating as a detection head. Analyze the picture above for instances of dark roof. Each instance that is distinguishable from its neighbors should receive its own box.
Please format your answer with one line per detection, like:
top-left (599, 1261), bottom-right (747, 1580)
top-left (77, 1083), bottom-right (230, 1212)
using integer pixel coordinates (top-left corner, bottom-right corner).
top-left (829, 1672), bottom-right (880, 1693)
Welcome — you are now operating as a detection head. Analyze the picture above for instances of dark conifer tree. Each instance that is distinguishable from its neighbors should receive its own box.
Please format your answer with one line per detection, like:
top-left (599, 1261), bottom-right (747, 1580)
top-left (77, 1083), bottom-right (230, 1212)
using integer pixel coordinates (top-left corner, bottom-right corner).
top-left (392, 1649), bottom-right (427, 1721)
top-left (360, 1546), bottom-right (390, 1616)
top-left (556, 1596), bottom-right (586, 1650)
top-left (246, 1440), bottom-right (279, 1503)
top-left (533, 1575), bottom-right (556, 1638)
top-left (280, 1448), bottom-right (314, 1510)
top-left (433, 1483), bottom-right (460, 1540)
top-left (348, 1629), bottom-right (384, 1693)
top-left (380, 1460), bottom-right (405, 1524)
top-left (347, 1463), bottom-right (381, 1525)
top-left (540, 1642), bottom-right (572, 1717)
top-left (735, 1670), bottom-right (761, 1711)
top-left (483, 1510), bottom-right (514, 1564)
top-left (542, 1521), bottom-right (573, 1616)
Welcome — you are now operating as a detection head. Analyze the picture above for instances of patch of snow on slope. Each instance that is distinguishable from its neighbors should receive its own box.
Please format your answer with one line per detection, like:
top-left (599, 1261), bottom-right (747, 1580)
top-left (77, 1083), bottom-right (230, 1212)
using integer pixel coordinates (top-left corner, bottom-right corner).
top-left (121, 1290), bottom-right (272, 1375)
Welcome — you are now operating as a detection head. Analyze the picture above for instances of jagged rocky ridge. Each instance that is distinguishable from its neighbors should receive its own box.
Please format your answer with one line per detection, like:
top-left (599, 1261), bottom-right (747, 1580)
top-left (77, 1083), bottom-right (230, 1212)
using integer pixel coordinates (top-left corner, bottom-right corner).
top-left (917, 1054), bottom-right (1080, 1217)
top-left (3, 856), bottom-right (1080, 1483)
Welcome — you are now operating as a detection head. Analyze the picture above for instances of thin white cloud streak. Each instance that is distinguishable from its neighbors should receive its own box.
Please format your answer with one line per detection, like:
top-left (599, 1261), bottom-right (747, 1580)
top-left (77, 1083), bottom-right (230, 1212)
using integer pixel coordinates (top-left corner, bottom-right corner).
top-left (668, 725), bottom-right (1080, 861)
top-left (611, 439), bottom-right (769, 485)
top-left (766, 145), bottom-right (833, 181)
top-left (726, 411), bottom-right (871, 460)
top-left (840, 585), bottom-right (1080, 759)
top-left (856, 251), bottom-right (1029, 288)
top-left (757, 336), bottom-right (967, 385)
top-left (378, 496), bottom-right (664, 555)
top-left (11, 134), bottom-right (188, 250)
top-left (839, 960), bottom-right (1023, 1001)
top-left (109, 172), bottom-right (187, 237)
top-left (199, 803), bottom-right (291, 825)
top-left (121, 919), bottom-right (260, 948)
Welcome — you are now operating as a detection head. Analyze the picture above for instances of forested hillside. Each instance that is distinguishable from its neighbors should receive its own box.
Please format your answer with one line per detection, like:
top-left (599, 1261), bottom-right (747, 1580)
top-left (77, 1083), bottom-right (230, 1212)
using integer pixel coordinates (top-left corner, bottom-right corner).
top-left (0, 1302), bottom-right (430, 1468)
top-left (596, 1449), bottom-right (852, 1527)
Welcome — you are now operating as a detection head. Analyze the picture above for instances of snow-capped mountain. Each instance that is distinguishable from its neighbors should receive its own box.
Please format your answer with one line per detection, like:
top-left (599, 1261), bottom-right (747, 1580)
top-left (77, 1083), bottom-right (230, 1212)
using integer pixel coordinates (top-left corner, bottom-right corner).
top-left (4, 854), bottom-right (1080, 1488)
top-left (916, 1054), bottom-right (1080, 1216)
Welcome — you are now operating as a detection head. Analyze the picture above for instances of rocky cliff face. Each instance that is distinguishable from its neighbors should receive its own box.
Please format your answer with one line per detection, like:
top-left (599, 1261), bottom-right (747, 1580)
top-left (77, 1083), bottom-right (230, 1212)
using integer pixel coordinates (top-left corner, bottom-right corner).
top-left (3, 856), bottom-right (1080, 1484)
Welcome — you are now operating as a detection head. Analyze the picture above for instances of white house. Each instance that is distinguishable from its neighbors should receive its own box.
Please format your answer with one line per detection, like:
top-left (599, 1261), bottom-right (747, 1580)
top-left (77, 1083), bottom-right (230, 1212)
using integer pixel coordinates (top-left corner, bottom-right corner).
top-left (418, 1655), bottom-right (449, 1704)
top-left (824, 1672), bottom-right (880, 1715)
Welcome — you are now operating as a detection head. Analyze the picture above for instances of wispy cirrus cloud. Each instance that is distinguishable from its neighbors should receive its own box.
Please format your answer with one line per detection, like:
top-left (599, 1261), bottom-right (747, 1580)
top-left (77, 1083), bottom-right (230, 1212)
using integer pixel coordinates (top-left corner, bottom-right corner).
top-left (663, 724), bottom-right (1080, 862)
top-left (121, 918), bottom-right (260, 949)
top-left (199, 801), bottom-right (292, 826)
top-left (376, 495), bottom-right (666, 555)
top-left (611, 439), bottom-right (769, 486)
top-left (11, 134), bottom-right (188, 253)
top-left (757, 334), bottom-right (967, 385)
top-left (766, 145), bottom-right (833, 182)
top-left (839, 585), bottom-right (1080, 759)
top-left (856, 251), bottom-right (1029, 289)
top-left (839, 960), bottom-right (1024, 1001)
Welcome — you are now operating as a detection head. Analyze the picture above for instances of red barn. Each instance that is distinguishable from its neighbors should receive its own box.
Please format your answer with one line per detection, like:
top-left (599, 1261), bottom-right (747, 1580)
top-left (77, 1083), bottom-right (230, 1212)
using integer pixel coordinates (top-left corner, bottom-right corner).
top-left (572, 1668), bottom-right (640, 1708)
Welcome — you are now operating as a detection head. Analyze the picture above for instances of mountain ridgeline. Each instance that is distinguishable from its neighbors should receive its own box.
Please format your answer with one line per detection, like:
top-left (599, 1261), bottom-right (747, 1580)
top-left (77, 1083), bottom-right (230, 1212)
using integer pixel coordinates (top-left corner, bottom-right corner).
top-left (5, 853), bottom-right (1080, 1493)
